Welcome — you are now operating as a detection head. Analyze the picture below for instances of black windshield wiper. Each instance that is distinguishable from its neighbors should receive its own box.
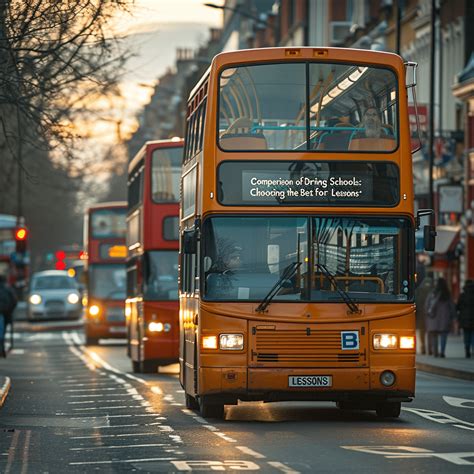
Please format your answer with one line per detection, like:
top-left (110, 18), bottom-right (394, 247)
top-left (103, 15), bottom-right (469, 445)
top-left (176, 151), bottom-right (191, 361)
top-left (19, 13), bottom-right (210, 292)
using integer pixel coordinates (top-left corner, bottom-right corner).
top-left (315, 263), bottom-right (360, 314)
top-left (255, 262), bottom-right (302, 313)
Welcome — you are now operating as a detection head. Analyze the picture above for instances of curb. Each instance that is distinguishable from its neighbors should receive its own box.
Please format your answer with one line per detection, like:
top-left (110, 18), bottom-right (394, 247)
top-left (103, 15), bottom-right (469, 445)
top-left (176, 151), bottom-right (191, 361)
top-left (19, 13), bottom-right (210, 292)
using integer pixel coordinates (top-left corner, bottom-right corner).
top-left (416, 362), bottom-right (474, 382)
top-left (0, 377), bottom-right (11, 408)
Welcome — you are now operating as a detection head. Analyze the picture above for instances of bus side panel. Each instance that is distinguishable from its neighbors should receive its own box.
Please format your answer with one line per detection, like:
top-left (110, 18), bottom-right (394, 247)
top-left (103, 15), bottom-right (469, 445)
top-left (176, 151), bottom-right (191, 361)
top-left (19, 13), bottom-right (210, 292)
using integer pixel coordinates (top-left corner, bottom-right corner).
top-left (181, 295), bottom-right (199, 396)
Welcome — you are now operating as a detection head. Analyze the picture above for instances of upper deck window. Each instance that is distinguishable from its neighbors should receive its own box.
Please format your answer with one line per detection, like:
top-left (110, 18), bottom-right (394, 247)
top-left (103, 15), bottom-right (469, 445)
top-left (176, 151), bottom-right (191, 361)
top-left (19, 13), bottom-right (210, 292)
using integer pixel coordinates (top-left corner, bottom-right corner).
top-left (151, 147), bottom-right (182, 203)
top-left (218, 62), bottom-right (398, 152)
top-left (91, 208), bottom-right (126, 239)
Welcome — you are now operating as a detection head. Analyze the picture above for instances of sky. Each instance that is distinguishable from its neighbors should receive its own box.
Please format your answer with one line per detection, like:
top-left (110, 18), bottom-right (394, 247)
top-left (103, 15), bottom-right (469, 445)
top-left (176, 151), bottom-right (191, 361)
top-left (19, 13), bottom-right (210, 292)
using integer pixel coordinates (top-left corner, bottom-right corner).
top-left (103, 0), bottom-right (224, 143)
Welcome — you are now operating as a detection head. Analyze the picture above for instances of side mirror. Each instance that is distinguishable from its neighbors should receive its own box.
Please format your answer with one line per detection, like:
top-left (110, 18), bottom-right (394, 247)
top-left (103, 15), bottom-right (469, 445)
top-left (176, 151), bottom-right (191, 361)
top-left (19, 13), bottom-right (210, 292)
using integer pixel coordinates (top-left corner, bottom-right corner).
top-left (182, 230), bottom-right (197, 254)
top-left (423, 225), bottom-right (436, 252)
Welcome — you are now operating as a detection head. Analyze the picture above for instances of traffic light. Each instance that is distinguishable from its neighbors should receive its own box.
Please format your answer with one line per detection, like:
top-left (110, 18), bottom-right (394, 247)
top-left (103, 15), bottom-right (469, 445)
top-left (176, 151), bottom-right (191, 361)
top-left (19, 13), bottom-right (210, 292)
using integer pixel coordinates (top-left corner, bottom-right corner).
top-left (55, 250), bottom-right (66, 270)
top-left (15, 226), bottom-right (28, 253)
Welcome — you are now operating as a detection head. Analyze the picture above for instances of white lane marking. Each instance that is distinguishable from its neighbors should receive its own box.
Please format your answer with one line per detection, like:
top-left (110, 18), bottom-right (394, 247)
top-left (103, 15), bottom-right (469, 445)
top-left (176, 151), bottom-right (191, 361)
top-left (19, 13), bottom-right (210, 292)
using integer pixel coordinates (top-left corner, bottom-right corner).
top-left (72, 424), bottom-right (139, 430)
top-left (72, 405), bottom-right (144, 411)
top-left (65, 387), bottom-right (121, 392)
top-left (71, 413), bottom-right (162, 419)
top-left (192, 416), bottom-right (209, 425)
top-left (124, 373), bottom-right (148, 385)
top-left (267, 461), bottom-right (300, 473)
top-left (70, 331), bottom-right (83, 345)
top-left (158, 425), bottom-right (175, 432)
top-left (68, 399), bottom-right (131, 404)
top-left (454, 424), bottom-right (474, 431)
top-left (403, 407), bottom-right (474, 430)
top-left (202, 425), bottom-right (219, 432)
top-left (341, 446), bottom-right (474, 466)
top-left (236, 446), bottom-right (266, 459)
top-left (176, 389), bottom-right (185, 393)
top-left (68, 394), bottom-right (121, 398)
top-left (83, 349), bottom-right (122, 374)
top-left (71, 432), bottom-right (158, 440)
top-left (213, 432), bottom-right (237, 443)
top-left (70, 443), bottom-right (169, 451)
top-left (60, 382), bottom-right (114, 388)
top-left (151, 386), bottom-right (163, 395)
top-left (9, 349), bottom-right (25, 355)
top-left (172, 461), bottom-right (260, 471)
top-left (443, 396), bottom-right (474, 409)
top-left (69, 457), bottom-right (176, 466)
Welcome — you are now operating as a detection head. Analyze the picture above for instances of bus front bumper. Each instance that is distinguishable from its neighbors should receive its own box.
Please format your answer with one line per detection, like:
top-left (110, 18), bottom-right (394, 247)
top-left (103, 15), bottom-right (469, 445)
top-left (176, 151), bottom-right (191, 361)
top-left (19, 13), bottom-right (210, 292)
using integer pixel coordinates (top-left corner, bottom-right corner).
top-left (198, 366), bottom-right (415, 405)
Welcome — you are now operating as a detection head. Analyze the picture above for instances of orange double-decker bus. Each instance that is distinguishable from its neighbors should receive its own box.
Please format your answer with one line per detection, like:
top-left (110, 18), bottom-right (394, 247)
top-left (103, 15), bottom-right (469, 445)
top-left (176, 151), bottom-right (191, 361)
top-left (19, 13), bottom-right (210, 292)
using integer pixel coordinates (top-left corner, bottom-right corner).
top-left (179, 47), bottom-right (435, 419)
top-left (84, 202), bottom-right (127, 345)
top-left (126, 139), bottom-right (183, 372)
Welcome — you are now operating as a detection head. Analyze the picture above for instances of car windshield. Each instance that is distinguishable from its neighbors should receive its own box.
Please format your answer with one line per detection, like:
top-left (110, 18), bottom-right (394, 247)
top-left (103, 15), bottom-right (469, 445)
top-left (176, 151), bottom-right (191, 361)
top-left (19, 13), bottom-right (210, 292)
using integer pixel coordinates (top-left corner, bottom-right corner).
top-left (33, 275), bottom-right (76, 290)
top-left (89, 264), bottom-right (126, 300)
top-left (144, 251), bottom-right (178, 300)
top-left (203, 216), bottom-right (412, 303)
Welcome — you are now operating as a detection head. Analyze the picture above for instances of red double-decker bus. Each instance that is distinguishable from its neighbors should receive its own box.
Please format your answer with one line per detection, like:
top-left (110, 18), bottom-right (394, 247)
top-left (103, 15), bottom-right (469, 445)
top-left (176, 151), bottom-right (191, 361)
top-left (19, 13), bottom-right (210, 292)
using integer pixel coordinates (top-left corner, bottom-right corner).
top-left (84, 202), bottom-right (127, 345)
top-left (0, 214), bottom-right (29, 300)
top-left (126, 139), bottom-right (182, 372)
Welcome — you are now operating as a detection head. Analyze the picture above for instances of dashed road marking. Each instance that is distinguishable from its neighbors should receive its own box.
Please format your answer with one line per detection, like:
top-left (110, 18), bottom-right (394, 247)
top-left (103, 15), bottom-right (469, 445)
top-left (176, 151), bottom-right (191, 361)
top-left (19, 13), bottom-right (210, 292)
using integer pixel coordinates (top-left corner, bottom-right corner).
top-left (70, 443), bottom-right (170, 451)
top-left (236, 446), bottom-right (266, 459)
top-left (69, 457), bottom-right (177, 466)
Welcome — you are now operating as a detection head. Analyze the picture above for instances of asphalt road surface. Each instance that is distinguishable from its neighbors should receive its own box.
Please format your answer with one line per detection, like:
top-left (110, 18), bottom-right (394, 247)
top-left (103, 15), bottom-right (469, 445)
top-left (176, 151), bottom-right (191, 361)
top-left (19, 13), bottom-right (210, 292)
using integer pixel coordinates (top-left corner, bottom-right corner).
top-left (0, 330), bottom-right (473, 473)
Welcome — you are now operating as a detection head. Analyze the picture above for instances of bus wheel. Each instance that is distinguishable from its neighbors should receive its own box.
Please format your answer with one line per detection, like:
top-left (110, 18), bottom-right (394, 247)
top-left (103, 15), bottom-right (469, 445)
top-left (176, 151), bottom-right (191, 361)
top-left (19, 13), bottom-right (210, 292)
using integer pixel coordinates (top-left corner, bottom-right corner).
top-left (375, 401), bottom-right (401, 418)
top-left (132, 360), bottom-right (141, 373)
top-left (185, 393), bottom-right (199, 410)
top-left (85, 336), bottom-right (99, 346)
top-left (140, 360), bottom-right (158, 374)
top-left (199, 400), bottom-right (224, 419)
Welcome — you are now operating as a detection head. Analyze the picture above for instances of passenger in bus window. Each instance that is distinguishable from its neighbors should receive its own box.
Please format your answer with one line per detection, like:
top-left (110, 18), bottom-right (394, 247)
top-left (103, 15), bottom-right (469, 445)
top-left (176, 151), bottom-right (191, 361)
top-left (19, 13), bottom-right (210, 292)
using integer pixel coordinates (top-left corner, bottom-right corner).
top-left (349, 106), bottom-right (395, 151)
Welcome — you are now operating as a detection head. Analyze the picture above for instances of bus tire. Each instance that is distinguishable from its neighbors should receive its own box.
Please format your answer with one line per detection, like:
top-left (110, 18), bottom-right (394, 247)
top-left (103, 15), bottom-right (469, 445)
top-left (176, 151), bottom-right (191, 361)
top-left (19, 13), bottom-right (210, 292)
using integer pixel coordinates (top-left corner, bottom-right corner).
top-left (199, 400), bottom-right (224, 419)
top-left (140, 360), bottom-right (158, 374)
top-left (185, 393), bottom-right (199, 410)
top-left (85, 336), bottom-right (99, 346)
top-left (375, 401), bottom-right (401, 418)
top-left (132, 360), bottom-right (141, 373)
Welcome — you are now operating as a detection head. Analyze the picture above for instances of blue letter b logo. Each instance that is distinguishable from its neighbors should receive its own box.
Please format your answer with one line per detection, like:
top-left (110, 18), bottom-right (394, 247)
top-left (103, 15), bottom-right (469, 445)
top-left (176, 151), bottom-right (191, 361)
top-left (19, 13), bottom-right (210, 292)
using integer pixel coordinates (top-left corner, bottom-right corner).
top-left (341, 331), bottom-right (359, 350)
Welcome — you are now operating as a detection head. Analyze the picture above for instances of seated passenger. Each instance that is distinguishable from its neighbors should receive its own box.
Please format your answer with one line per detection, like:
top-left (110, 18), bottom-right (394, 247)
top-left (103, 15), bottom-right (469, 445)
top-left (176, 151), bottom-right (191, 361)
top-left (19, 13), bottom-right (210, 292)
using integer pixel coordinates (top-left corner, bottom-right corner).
top-left (349, 107), bottom-right (395, 151)
top-left (220, 117), bottom-right (267, 150)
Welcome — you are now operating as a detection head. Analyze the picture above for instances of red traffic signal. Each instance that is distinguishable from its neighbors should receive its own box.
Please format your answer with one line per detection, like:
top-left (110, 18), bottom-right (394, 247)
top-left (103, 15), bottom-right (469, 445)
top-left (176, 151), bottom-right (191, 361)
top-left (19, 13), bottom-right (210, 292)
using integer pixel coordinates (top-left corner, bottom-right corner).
top-left (15, 227), bottom-right (27, 241)
top-left (15, 227), bottom-right (28, 253)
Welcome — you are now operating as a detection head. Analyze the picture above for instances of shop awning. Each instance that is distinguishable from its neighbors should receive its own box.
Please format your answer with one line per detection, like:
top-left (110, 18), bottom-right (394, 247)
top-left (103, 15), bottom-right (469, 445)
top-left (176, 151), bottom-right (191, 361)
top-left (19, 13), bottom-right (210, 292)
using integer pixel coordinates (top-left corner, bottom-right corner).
top-left (434, 225), bottom-right (460, 254)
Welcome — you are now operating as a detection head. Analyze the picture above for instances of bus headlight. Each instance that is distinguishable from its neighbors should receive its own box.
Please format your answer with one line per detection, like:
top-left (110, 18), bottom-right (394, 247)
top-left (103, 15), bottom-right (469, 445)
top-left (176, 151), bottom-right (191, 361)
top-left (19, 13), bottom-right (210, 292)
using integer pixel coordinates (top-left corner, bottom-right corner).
top-left (67, 293), bottom-right (79, 305)
top-left (89, 305), bottom-right (100, 316)
top-left (219, 334), bottom-right (244, 350)
top-left (202, 335), bottom-right (218, 349)
top-left (29, 294), bottom-right (42, 305)
top-left (148, 322), bottom-right (164, 332)
top-left (373, 334), bottom-right (397, 349)
top-left (400, 336), bottom-right (415, 349)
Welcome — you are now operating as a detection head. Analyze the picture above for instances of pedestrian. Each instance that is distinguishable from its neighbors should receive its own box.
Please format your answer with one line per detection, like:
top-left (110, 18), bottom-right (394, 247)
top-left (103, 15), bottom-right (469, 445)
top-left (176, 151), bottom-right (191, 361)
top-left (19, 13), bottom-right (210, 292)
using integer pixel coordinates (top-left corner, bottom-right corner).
top-left (0, 274), bottom-right (17, 357)
top-left (424, 277), bottom-right (456, 358)
top-left (456, 279), bottom-right (474, 358)
top-left (415, 275), bottom-right (431, 355)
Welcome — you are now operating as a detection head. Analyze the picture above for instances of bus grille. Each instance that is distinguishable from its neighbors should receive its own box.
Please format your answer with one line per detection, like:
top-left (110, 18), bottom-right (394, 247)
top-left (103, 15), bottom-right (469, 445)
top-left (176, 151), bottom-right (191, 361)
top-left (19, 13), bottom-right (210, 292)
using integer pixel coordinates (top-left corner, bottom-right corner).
top-left (252, 327), bottom-right (365, 366)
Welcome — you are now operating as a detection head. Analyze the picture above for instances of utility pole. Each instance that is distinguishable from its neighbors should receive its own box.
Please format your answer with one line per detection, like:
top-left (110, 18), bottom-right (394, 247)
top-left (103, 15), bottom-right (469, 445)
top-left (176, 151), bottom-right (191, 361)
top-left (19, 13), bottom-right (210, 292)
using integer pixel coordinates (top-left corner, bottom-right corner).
top-left (428, 0), bottom-right (436, 212)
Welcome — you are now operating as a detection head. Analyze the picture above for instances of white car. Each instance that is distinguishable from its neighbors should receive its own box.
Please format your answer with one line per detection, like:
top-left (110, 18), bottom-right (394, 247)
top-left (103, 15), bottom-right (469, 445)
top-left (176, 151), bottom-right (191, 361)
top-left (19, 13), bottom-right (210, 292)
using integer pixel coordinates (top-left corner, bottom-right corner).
top-left (27, 270), bottom-right (82, 321)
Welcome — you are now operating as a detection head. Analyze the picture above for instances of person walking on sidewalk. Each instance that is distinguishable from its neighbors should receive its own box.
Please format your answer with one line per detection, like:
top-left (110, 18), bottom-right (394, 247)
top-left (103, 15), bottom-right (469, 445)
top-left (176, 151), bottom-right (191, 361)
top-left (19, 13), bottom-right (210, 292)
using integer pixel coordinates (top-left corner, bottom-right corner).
top-left (0, 274), bottom-right (17, 358)
top-left (415, 276), bottom-right (431, 354)
top-left (424, 277), bottom-right (456, 358)
top-left (456, 279), bottom-right (474, 358)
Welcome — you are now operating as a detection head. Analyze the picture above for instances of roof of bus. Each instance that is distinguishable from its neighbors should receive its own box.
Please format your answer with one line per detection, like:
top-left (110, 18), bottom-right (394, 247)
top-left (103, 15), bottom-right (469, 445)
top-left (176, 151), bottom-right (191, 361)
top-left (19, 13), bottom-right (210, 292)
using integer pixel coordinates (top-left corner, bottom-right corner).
top-left (87, 201), bottom-right (127, 211)
top-left (128, 138), bottom-right (184, 174)
top-left (189, 47), bottom-right (404, 100)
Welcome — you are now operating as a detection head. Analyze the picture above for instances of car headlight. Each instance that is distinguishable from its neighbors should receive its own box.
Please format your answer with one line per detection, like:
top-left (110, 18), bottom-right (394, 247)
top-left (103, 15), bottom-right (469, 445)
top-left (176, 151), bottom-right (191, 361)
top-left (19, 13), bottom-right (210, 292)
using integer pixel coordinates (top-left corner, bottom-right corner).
top-left (88, 304), bottom-right (100, 316)
top-left (219, 333), bottom-right (244, 350)
top-left (373, 334), bottom-right (397, 349)
top-left (29, 294), bottom-right (42, 305)
top-left (67, 293), bottom-right (80, 305)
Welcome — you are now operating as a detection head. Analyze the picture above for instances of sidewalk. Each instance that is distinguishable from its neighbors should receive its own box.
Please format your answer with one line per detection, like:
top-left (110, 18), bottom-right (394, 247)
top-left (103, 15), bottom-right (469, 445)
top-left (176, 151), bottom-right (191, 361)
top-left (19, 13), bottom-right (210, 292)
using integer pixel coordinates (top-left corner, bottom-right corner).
top-left (416, 332), bottom-right (474, 381)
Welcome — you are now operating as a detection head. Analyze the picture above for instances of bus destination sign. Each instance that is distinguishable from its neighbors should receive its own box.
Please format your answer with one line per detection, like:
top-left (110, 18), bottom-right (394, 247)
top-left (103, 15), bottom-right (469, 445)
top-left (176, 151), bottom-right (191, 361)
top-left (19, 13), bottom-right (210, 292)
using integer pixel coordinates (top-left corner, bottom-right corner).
top-left (218, 161), bottom-right (399, 207)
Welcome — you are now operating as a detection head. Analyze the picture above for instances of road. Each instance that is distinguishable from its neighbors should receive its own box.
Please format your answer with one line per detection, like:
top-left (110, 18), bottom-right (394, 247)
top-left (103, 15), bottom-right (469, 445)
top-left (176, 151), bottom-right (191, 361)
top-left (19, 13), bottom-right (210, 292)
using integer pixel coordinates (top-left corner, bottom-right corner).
top-left (0, 329), bottom-right (473, 473)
